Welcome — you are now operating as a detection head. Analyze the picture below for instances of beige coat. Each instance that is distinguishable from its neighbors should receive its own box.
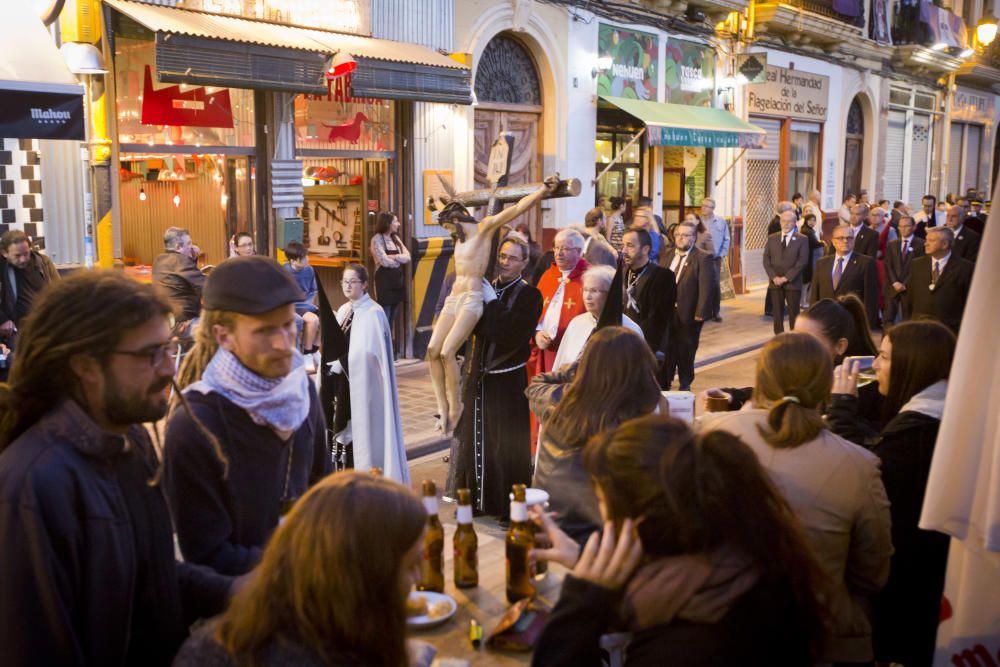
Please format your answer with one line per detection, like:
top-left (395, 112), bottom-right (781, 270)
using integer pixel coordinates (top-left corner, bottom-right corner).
top-left (698, 409), bottom-right (893, 663)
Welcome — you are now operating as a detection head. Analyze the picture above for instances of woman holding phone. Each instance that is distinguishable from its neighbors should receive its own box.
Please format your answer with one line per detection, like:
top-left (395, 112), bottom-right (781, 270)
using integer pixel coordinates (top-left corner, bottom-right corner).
top-left (827, 320), bottom-right (956, 667)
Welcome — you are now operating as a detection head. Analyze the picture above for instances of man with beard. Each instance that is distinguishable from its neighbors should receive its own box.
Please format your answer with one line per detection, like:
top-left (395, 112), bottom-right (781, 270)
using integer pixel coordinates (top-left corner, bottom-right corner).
top-left (0, 272), bottom-right (232, 666)
top-left (448, 236), bottom-right (542, 517)
top-left (0, 230), bottom-right (60, 356)
top-left (621, 227), bottom-right (675, 364)
top-left (165, 256), bottom-right (331, 576)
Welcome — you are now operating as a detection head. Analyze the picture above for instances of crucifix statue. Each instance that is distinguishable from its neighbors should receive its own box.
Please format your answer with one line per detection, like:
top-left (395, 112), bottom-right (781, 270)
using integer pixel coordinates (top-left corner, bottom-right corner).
top-left (426, 158), bottom-right (581, 434)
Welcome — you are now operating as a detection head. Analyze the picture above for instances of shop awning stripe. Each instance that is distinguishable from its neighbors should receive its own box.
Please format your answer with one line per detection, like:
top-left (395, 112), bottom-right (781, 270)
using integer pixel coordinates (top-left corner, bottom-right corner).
top-left (104, 0), bottom-right (468, 71)
top-left (599, 95), bottom-right (766, 149)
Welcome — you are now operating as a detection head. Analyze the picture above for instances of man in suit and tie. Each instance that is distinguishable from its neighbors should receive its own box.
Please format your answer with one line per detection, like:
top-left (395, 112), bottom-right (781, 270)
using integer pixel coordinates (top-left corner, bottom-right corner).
top-left (661, 221), bottom-right (713, 391)
top-left (883, 216), bottom-right (925, 324)
top-left (811, 223), bottom-right (880, 328)
top-left (622, 227), bottom-right (675, 364)
top-left (763, 210), bottom-right (810, 334)
top-left (944, 205), bottom-right (981, 262)
top-left (848, 203), bottom-right (880, 259)
top-left (581, 207), bottom-right (618, 268)
top-left (906, 226), bottom-right (974, 334)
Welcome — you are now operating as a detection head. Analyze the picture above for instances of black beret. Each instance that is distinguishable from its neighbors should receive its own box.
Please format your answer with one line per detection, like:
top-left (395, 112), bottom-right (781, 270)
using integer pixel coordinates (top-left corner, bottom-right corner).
top-left (203, 255), bottom-right (304, 314)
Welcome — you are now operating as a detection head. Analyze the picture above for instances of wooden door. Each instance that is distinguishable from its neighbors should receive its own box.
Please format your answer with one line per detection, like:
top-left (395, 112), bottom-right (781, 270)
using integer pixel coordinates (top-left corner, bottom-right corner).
top-left (474, 107), bottom-right (541, 239)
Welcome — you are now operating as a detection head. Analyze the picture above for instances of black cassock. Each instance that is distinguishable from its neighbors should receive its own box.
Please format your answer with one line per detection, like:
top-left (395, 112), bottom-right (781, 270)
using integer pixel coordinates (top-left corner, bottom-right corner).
top-left (447, 276), bottom-right (543, 517)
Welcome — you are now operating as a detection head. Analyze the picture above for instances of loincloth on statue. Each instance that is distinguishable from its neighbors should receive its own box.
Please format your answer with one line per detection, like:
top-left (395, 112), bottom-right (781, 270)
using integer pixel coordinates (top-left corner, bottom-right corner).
top-left (441, 289), bottom-right (485, 320)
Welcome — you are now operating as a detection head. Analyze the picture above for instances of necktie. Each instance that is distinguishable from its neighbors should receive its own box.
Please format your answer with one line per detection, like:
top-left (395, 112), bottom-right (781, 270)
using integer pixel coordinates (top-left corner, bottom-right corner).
top-left (901, 240), bottom-right (908, 255)
top-left (932, 261), bottom-right (940, 285)
top-left (833, 257), bottom-right (844, 290)
top-left (782, 234), bottom-right (789, 247)
top-left (541, 276), bottom-right (568, 339)
top-left (673, 253), bottom-right (687, 281)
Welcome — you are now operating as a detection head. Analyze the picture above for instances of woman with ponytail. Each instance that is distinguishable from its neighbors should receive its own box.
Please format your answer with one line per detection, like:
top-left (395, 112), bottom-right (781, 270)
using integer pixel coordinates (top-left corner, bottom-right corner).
top-left (698, 332), bottom-right (892, 666)
top-left (531, 415), bottom-right (829, 666)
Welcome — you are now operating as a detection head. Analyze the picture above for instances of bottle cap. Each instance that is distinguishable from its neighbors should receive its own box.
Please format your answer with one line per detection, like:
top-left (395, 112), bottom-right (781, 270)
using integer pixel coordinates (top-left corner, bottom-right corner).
top-left (457, 488), bottom-right (472, 505)
top-left (422, 479), bottom-right (437, 496)
top-left (511, 484), bottom-right (526, 502)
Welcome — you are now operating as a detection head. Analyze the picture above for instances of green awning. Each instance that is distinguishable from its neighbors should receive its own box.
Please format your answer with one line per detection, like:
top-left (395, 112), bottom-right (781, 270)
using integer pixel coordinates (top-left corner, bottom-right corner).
top-left (600, 95), bottom-right (765, 149)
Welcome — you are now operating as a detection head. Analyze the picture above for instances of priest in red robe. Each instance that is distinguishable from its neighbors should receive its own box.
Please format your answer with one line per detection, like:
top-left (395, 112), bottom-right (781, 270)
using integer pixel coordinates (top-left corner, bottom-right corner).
top-left (528, 228), bottom-right (589, 446)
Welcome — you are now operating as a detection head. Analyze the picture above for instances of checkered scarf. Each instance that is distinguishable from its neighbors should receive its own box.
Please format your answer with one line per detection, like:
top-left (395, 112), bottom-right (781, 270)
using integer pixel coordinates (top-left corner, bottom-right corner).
top-left (186, 347), bottom-right (310, 435)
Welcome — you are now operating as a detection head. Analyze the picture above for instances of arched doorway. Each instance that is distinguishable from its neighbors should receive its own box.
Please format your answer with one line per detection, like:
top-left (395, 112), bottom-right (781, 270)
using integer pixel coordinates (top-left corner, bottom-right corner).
top-left (843, 97), bottom-right (864, 198)
top-left (473, 33), bottom-right (543, 237)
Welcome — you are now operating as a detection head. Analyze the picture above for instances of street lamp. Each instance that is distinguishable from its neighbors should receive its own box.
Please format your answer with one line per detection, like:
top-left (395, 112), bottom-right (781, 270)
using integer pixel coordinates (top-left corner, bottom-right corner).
top-left (976, 13), bottom-right (998, 47)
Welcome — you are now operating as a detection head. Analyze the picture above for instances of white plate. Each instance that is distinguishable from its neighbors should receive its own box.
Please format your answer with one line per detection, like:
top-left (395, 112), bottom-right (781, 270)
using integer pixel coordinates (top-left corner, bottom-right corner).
top-left (406, 591), bottom-right (457, 629)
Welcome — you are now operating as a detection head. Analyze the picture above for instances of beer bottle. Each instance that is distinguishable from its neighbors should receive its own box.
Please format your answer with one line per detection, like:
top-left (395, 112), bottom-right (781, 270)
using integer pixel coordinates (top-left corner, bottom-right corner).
top-left (369, 467), bottom-right (383, 477)
top-left (417, 480), bottom-right (445, 593)
top-left (453, 488), bottom-right (478, 588)
top-left (506, 484), bottom-right (536, 603)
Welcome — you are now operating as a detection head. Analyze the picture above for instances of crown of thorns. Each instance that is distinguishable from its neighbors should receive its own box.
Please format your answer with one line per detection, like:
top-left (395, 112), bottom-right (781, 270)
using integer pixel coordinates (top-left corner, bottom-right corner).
top-left (439, 201), bottom-right (477, 223)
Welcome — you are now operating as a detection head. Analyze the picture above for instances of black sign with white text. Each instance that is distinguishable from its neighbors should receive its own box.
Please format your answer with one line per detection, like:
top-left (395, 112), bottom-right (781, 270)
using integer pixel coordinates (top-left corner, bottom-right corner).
top-left (0, 89), bottom-right (85, 141)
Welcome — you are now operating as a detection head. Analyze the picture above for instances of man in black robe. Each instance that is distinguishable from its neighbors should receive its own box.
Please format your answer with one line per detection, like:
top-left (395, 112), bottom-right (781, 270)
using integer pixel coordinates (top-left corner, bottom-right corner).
top-left (448, 236), bottom-right (543, 518)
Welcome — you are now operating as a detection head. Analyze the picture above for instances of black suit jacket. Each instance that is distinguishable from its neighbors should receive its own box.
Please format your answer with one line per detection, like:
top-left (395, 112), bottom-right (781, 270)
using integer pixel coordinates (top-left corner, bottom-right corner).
top-left (852, 225), bottom-right (880, 259)
top-left (762, 232), bottom-right (810, 290)
top-left (951, 226), bottom-right (981, 263)
top-left (905, 255), bottom-right (974, 333)
top-left (810, 253), bottom-right (879, 327)
top-left (624, 262), bottom-right (675, 354)
top-left (662, 247), bottom-right (714, 324)
top-left (884, 236), bottom-right (925, 286)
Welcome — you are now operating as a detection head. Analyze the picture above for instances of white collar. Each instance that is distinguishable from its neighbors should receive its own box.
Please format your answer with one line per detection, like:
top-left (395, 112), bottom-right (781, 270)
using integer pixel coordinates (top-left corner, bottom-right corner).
top-left (834, 251), bottom-right (853, 263)
top-left (932, 251), bottom-right (952, 265)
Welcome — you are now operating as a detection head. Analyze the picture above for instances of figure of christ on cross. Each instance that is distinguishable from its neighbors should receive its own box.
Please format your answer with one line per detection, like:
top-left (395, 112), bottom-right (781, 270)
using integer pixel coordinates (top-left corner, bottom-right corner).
top-left (427, 175), bottom-right (561, 433)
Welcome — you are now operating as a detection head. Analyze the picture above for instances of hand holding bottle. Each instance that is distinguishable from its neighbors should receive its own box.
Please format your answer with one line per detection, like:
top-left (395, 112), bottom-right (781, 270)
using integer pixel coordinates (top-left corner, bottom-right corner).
top-left (528, 505), bottom-right (580, 569)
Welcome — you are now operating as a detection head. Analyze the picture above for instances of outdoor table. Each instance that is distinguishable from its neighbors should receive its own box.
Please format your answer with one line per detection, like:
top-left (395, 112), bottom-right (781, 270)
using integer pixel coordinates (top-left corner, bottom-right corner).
top-left (412, 522), bottom-right (566, 666)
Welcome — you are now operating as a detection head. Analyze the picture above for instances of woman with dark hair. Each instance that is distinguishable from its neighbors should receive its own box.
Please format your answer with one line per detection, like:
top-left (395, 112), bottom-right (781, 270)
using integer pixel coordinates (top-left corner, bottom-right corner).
top-left (828, 320), bottom-right (956, 667)
top-left (607, 196), bottom-right (627, 251)
top-left (700, 333), bottom-right (892, 665)
top-left (174, 471), bottom-right (425, 667)
top-left (230, 232), bottom-right (254, 257)
top-left (529, 326), bottom-right (664, 544)
top-left (799, 212), bottom-right (824, 308)
top-left (706, 294), bottom-right (878, 413)
top-left (531, 415), bottom-right (829, 666)
top-left (370, 212), bottom-right (411, 347)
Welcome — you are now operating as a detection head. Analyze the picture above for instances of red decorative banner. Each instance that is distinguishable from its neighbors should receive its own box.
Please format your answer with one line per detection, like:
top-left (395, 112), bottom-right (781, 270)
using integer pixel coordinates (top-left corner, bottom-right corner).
top-left (141, 66), bottom-right (234, 129)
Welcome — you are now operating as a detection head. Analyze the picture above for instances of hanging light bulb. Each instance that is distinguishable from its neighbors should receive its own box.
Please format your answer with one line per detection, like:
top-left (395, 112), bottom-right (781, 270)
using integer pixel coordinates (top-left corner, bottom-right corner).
top-left (173, 188), bottom-right (181, 208)
top-left (139, 187), bottom-right (147, 201)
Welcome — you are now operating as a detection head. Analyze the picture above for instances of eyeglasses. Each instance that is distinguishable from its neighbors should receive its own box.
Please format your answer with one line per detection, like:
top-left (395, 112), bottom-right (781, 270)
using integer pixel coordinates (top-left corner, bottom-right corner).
top-left (341, 279), bottom-right (364, 286)
top-left (832, 235), bottom-right (852, 241)
top-left (111, 340), bottom-right (181, 367)
top-left (554, 245), bottom-right (581, 254)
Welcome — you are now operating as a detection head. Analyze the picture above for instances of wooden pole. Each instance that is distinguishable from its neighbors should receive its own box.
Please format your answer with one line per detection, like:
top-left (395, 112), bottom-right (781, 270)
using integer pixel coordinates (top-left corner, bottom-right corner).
top-left (444, 178), bottom-right (582, 208)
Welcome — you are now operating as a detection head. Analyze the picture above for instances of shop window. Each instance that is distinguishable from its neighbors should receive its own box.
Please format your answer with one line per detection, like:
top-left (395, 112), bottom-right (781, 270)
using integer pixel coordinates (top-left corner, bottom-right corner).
top-left (596, 133), bottom-right (614, 164)
top-left (113, 35), bottom-right (255, 147)
top-left (786, 122), bottom-right (821, 199)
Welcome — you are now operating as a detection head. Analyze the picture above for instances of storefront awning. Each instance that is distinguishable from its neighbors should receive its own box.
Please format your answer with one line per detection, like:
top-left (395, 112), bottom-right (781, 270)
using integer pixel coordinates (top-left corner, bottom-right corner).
top-left (600, 95), bottom-right (765, 149)
top-left (0, 3), bottom-right (84, 140)
top-left (105, 0), bottom-right (472, 103)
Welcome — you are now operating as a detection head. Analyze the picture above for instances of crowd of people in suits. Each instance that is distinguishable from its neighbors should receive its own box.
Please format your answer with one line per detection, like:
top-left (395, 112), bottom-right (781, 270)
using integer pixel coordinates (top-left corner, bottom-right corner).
top-left (765, 190), bottom-right (982, 337)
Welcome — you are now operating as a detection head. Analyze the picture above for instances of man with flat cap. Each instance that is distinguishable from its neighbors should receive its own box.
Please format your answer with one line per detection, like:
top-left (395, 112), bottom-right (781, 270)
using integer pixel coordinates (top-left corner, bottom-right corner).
top-left (164, 256), bottom-right (331, 576)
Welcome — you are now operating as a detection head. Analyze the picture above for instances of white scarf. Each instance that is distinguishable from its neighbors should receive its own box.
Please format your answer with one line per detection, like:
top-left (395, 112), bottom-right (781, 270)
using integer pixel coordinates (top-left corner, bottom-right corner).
top-left (186, 347), bottom-right (311, 438)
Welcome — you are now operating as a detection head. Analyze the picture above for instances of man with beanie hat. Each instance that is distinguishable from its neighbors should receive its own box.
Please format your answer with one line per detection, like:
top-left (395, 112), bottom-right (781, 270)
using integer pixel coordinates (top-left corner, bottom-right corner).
top-left (163, 256), bottom-right (331, 576)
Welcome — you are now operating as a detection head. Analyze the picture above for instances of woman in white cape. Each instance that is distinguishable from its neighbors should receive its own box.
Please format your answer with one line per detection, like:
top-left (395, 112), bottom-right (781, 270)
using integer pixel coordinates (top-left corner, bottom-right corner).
top-left (329, 264), bottom-right (410, 483)
top-left (551, 265), bottom-right (642, 372)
